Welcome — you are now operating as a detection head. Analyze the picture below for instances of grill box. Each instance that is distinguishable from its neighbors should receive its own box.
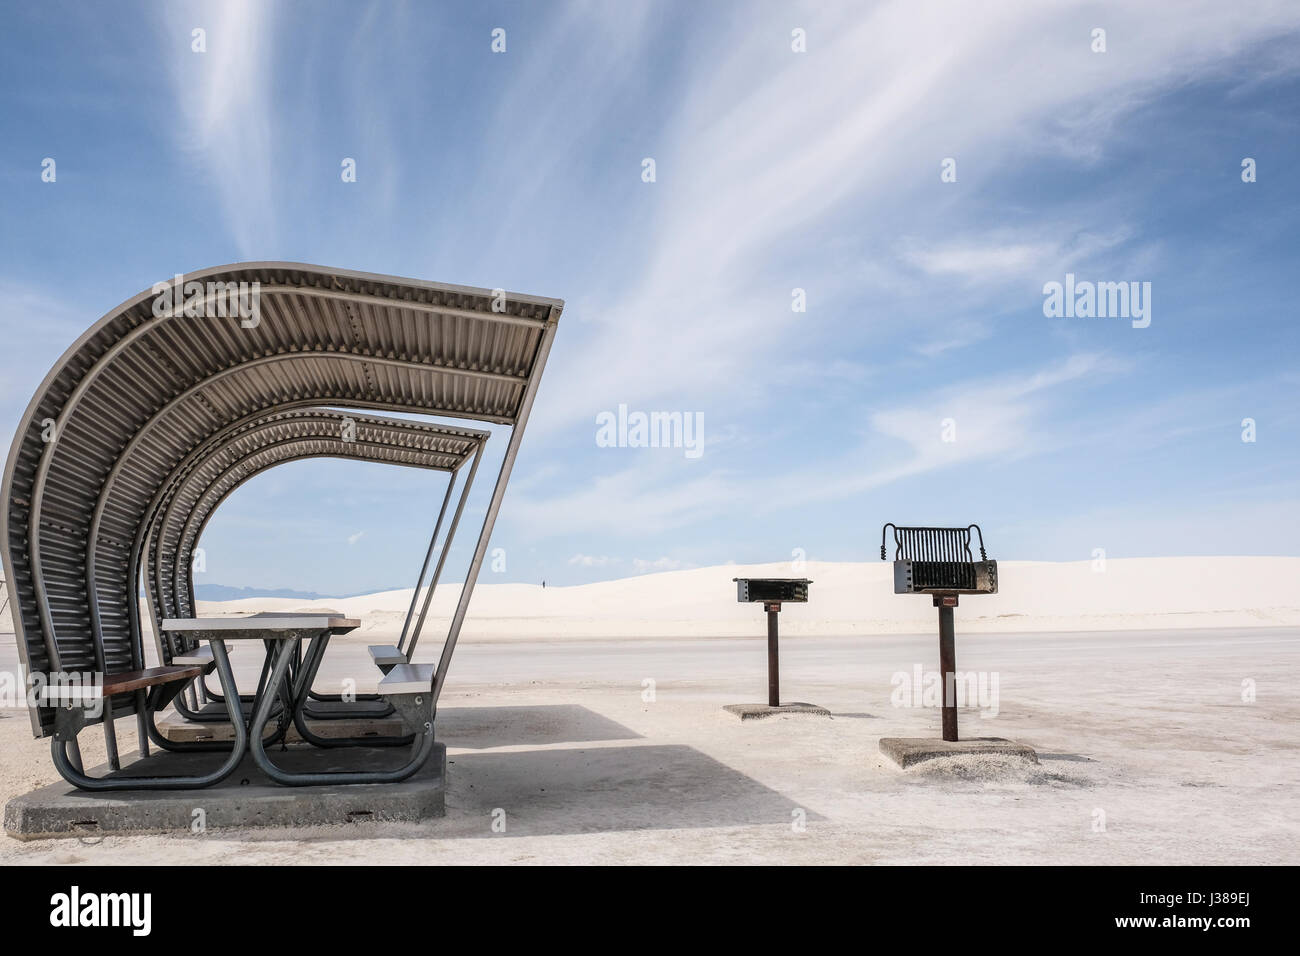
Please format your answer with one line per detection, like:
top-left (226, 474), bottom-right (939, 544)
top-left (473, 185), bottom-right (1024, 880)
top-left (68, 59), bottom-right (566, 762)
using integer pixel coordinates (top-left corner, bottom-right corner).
top-left (734, 578), bottom-right (810, 603)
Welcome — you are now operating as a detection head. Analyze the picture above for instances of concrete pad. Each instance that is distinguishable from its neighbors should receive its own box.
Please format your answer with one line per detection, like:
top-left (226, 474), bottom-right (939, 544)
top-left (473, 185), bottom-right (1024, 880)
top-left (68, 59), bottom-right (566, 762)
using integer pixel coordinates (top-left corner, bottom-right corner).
top-left (879, 736), bottom-right (1038, 769)
top-left (4, 743), bottom-right (445, 840)
top-left (723, 702), bottom-right (831, 720)
top-left (157, 702), bottom-right (406, 743)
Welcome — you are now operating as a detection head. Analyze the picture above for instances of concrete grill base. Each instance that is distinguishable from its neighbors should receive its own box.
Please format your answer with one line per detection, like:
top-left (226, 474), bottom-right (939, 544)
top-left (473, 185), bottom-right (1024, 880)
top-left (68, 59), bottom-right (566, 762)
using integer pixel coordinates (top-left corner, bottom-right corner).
top-left (4, 742), bottom-right (445, 840)
top-left (878, 736), bottom-right (1038, 769)
top-left (722, 702), bottom-right (831, 720)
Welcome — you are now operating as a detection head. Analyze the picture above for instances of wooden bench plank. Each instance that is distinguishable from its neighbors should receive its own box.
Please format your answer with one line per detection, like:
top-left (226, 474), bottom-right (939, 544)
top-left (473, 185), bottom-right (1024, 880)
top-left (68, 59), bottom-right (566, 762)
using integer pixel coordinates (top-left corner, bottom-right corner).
top-left (102, 665), bottom-right (203, 696)
top-left (173, 645), bottom-right (214, 666)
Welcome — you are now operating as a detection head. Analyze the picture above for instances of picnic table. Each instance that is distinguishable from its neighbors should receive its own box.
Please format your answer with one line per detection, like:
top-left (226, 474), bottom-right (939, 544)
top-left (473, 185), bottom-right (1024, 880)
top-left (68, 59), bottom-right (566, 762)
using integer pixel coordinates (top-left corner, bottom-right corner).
top-left (161, 613), bottom-right (436, 785)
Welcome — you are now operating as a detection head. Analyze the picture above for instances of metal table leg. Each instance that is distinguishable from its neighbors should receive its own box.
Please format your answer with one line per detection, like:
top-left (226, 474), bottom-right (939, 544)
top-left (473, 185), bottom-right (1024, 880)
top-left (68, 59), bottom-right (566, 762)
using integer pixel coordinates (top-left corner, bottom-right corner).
top-left (288, 632), bottom-right (412, 748)
top-left (247, 637), bottom-right (435, 786)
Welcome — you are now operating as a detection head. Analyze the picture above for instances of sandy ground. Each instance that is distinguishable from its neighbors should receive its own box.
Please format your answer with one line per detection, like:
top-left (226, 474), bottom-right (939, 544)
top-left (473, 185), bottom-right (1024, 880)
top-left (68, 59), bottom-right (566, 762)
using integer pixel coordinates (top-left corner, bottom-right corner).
top-left (1, 626), bottom-right (1297, 864)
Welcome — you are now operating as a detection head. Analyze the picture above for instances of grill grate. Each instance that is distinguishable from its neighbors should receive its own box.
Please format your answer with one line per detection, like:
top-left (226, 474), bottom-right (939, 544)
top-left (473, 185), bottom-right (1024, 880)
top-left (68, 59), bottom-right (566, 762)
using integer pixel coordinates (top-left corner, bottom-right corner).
top-left (880, 524), bottom-right (986, 562)
top-left (910, 561), bottom-right (977, 591)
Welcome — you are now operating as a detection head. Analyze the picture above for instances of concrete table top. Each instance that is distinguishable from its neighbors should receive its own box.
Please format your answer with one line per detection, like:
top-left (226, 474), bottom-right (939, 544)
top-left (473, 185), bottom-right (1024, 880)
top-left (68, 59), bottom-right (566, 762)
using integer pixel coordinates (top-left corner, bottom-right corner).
top-left (161, 613), bottom-right (360, 636)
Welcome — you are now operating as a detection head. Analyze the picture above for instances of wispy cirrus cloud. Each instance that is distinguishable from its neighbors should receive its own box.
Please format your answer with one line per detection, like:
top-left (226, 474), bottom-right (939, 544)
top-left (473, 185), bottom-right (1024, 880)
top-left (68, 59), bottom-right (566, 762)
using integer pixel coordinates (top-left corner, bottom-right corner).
top-left (158, 0), bottom-right (280, 257)
top-left (568, 553), bottom-right (620, 568)
top-left (522, 0), bottom-right (1300, 431)
top-left (632, 556), bottom-right (688, 574)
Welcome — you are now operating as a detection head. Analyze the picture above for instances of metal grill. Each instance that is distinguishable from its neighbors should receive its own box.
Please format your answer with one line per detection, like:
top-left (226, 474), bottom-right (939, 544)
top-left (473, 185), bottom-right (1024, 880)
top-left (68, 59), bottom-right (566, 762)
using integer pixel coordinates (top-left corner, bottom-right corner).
top-left (879, 521), bottom-right (998, 742)
top-left (730, 578), bottom-right (813, 708)
top-left (734, 578), bottom-right (810, 604)
top-left (881, 523), bottom-right (996, 595)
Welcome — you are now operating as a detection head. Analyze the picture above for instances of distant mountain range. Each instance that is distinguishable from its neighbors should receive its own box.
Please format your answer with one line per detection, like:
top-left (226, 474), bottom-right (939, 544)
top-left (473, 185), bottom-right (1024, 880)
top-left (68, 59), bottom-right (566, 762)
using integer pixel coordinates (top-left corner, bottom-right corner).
top-left (195, 584), bottom-right (395, 601)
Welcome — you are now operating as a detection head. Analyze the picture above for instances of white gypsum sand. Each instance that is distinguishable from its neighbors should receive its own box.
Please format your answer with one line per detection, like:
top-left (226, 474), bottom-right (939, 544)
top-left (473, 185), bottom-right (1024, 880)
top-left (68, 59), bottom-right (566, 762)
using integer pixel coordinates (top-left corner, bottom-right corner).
top-left (0, 627), bottom-right (1296, 864)
top-left (177, 556), bottom-right (1300, 642)
top-left (0, 557), bottom-right (1297, 864)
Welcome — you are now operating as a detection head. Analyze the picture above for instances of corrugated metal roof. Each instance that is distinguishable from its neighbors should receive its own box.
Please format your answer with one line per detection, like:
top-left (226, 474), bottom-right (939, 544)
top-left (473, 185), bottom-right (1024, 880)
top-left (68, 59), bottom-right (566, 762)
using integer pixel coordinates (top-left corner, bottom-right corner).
top-left (1, 263), bottom-right (560, 736)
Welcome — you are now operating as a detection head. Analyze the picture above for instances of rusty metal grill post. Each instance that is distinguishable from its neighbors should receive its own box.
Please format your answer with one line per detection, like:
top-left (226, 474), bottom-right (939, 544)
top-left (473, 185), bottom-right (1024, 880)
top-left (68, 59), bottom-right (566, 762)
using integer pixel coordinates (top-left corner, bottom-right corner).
top-left (937, 598), bottom-right (958, 741)
top-left (728, 578), bottom-right (822, 717)
top-left (766, 602), bottom-right (781, 707)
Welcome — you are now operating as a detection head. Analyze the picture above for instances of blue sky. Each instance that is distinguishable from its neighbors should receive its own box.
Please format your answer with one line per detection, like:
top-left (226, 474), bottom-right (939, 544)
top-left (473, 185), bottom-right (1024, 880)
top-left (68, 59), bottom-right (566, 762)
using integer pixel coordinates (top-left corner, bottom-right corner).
top-left (2, 0), bottom-right (1298, 594)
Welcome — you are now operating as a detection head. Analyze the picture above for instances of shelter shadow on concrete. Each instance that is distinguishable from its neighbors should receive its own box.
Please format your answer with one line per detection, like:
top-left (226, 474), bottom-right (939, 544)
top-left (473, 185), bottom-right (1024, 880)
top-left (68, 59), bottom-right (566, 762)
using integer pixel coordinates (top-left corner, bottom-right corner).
top-left (435, 704), bottom-right (642, 750)
top-left (445, 744), bottom-right (819, 836)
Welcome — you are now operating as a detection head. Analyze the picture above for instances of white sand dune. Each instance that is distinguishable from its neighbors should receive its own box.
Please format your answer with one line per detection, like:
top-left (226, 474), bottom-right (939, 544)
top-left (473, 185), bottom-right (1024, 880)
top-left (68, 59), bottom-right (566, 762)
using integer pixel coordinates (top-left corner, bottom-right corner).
top-left (193, 556), bottom-right (1300, 639)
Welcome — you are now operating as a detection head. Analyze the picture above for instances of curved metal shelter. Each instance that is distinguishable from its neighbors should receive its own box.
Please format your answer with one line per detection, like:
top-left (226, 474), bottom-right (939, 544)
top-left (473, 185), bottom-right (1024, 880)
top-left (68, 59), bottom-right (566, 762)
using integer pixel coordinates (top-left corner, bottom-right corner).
top-left (1, 262), bottom-right (561, 741)
top-left (143, 407), bottom-right (487, 665)
top-left (138, 408), bottom-right (488, 751)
